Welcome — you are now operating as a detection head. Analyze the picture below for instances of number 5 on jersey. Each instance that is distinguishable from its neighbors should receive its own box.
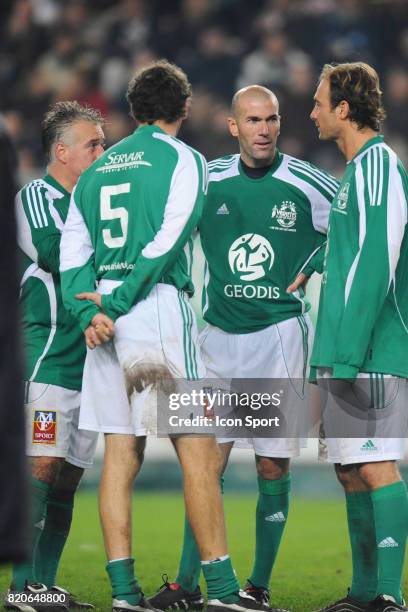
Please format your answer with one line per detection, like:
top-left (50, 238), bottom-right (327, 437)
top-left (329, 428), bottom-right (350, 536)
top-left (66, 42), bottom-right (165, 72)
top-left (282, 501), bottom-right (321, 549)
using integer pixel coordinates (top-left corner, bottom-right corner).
top-left (101, 183), bottom-right (130, 248)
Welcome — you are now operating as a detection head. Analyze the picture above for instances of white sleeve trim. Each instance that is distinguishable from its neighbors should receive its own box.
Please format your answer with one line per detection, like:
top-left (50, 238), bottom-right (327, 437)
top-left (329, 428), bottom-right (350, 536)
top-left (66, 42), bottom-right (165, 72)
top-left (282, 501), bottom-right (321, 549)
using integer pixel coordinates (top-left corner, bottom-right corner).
top-left (344, 162), bottom-right (366, 305)
top-left (60, 186), bottom-right (94, 271)
top-left (15, 190), bottom-right (38, 262)
top-left (386, 148), bottom-right (407, 285)
top-left (142, 134), bottom-right (200, 259)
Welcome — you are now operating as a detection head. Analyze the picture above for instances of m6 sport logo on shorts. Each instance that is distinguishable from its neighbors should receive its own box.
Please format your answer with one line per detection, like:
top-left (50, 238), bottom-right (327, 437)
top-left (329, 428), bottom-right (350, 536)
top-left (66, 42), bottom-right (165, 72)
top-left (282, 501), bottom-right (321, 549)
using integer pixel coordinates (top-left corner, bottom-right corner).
top-left (32, 410), bottom-right (57, 444)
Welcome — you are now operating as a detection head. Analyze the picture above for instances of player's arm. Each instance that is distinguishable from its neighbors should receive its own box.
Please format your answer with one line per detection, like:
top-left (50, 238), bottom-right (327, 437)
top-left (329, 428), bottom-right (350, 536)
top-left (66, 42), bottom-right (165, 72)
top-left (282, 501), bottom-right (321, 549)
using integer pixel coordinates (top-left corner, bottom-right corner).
top-left (287, 235), bottom-right (327, 293)
top-left (300, 237), bottom-right (326, 276)
top-left (333, 151), bottom-right (407, 379)
top-left (286, 162), bottom-right (338, 293)
top-left (16, 184), bottom-right (63, 274)
top-left (60, 187), bottom-right (100, 331)
top-left (100, 151), bottom-right (207, 321)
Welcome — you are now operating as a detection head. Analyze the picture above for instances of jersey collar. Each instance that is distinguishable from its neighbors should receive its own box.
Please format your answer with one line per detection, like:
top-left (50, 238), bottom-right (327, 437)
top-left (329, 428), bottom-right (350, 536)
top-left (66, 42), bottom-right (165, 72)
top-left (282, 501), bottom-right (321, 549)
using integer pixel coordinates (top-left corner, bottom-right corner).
top-left (238, 149), bottom-right (283, 180)
top-left (349, 134), bottom-right (384, 164)
top-left (135, 124), bottom-right (167, 136)
top-left (44, 173), bottom-right (70, 197)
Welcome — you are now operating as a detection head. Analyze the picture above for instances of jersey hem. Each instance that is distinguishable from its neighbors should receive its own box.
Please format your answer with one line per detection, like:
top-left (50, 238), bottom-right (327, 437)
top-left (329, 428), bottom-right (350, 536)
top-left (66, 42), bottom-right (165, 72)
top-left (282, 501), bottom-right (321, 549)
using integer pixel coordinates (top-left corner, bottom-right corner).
top-left (204, 309), bottom-right (309, 334)
top-left (26, 373), bottom-right (82, 392)
top-left (310, 362), bottom-right (408, 379)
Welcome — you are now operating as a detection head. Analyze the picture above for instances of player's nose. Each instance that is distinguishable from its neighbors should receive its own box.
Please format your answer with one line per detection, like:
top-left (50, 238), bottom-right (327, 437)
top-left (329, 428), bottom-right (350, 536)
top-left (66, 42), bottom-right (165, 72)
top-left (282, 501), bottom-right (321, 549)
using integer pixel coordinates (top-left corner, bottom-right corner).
top-left (258, 121), bottom-right (270, 136)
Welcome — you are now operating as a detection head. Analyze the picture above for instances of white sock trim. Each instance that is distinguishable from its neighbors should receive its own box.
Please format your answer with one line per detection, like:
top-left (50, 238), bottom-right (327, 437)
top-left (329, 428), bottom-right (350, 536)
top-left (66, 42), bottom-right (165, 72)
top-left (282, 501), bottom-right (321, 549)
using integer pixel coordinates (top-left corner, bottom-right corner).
top-left (108, 557), bottom-right (132, 564)
top-left (201, 554), bottom-right (230, 565)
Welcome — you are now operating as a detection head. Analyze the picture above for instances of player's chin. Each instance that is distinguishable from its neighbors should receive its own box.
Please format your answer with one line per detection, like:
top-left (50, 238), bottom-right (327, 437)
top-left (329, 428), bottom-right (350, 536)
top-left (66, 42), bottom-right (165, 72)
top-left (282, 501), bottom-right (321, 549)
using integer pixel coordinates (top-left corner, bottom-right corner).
top-left (252, 147), bottom-right (274, 160)
top-left (317, 128), bottom-right (330, 141)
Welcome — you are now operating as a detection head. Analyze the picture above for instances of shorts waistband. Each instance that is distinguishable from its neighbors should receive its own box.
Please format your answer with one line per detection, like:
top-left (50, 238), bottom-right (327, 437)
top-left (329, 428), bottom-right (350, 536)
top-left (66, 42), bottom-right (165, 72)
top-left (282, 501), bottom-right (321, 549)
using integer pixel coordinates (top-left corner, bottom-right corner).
top-left (97, 279), bottom-right (182, 298)
top-left (154, 283), bottom-right (184, 297)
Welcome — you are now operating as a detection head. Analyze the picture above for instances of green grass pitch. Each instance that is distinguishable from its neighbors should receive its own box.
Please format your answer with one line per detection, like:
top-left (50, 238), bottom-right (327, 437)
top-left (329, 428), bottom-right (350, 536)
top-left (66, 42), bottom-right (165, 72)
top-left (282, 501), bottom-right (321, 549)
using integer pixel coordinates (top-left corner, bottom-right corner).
top-left (1, 492), bottom-right (407, 611)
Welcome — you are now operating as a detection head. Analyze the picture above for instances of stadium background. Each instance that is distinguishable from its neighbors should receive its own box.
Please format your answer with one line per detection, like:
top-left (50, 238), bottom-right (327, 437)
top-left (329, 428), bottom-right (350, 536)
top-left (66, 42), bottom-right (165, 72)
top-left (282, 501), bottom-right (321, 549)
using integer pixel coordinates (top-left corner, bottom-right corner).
top-left (1, 2), bottom-right (408, 607)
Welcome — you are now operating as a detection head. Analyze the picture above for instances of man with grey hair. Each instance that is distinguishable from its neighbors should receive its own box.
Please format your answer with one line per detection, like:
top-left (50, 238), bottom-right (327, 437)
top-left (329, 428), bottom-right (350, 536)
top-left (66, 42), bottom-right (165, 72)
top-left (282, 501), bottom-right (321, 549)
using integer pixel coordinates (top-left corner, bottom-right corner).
top-left (6, 101), bottom-right (105, 612)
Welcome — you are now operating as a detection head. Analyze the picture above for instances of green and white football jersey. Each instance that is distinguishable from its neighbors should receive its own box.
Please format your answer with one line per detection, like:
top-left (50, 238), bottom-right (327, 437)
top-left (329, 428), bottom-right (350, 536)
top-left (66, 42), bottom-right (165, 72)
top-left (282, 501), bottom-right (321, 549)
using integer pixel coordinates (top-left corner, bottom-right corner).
top-left (200, 151), bottom-right (338, 333)
top-left (16, 175), bottom-right (85, 390)
top-left (60, 125), bottom-right (207, 329)
top-left (311, 135), bottom-right (408, 379)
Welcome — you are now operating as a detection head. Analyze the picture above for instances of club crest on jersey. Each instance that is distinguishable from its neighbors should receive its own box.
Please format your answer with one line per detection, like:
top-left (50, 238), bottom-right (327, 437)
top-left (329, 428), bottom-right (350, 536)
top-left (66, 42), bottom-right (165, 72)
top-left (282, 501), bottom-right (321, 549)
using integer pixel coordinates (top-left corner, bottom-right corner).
top-left (32, 410), bottom-right (57, 444)
top-left (228, 233), bottom-right (274, 281)
top-left (335, 182), bottom-right (349, 212)
top-left (271, 201), bottom-right (297, 231)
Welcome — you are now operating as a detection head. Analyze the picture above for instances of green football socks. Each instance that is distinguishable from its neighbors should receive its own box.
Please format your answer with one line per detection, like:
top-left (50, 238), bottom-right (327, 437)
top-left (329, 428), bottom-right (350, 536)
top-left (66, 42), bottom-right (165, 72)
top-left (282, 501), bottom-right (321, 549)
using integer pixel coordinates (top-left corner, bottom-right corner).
top-left (176, 476), bottom-right (225, 592)
top-left (201, 556), bottom-right (240, 601)
top-left (106, 558), bottom-right (142, 605)
top-left (35, 489), bottom-right (74, 587)
top-left (248, 474), bottom-right (291, 589)
top-left (12, 478), bottom-right (50, 590)
top-left (346, 491), bottom-right (377, 602)
top-left (176, 516), bottom-right (202, 592)
top-left (371, 480), bottom-right (408, 603)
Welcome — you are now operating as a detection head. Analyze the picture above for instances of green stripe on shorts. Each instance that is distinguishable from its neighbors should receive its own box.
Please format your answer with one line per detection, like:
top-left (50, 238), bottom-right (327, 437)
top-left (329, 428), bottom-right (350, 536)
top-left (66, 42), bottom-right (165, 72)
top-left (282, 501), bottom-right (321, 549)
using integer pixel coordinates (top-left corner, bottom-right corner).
top-left (178, 291), bottom-right (192, 380)
top-left (178, 292), bottom-right (199, 380)
top-left (297, 315), bottom-right (309, 391)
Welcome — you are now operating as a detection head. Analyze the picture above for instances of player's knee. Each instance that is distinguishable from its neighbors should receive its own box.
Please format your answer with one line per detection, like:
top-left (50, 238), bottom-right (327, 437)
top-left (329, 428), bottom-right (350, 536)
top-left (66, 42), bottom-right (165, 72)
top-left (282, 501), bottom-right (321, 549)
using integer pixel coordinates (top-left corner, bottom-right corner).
top-left (357, 460), bottom-right (400, 489)
top-left (31, 456), bottom-right (64, 485)
top-left (256, 456), bottom-right (289, 480)
top-left (104, 434), bottom-right (145, 480)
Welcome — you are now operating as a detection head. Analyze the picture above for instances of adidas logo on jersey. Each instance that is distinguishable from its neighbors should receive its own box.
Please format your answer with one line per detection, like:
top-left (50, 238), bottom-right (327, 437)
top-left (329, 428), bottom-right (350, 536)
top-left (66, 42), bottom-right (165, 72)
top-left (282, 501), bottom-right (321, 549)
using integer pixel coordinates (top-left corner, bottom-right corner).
top-left (216, 203), bottom-right (229, 215)
top-left (378, 537), bottom-right (399, 548)
top-left (265, 512), bottom-right (286, 522)
top-left (360, 439), bottom-right (378, 451)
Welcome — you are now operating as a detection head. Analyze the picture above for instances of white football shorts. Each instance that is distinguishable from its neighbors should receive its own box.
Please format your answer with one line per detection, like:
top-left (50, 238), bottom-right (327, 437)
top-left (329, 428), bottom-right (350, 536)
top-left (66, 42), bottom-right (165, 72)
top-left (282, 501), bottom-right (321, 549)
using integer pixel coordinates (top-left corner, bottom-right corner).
top-left (25, 381), bottom-right (98, 468)
top-left (200, 313), bottom-right (314, 457)
top-left (317, 368), bottom-right (407, 465)
top-left (80, 281), bottom-right (206, 436)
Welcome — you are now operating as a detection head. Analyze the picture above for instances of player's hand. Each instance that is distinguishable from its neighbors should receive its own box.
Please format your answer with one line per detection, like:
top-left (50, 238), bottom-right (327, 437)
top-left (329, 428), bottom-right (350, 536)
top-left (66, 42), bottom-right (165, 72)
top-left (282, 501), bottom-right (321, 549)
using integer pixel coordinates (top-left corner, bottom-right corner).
top-left (84, 325), bottom-right (102, 349)
top-left (84, 314), bottom-right (114, 349)
top-left (92, 313), bottom-right (114, 340)
top-left (286, 272), bottom-right (309, 294)
top-left (76, 291), bottom-right (102, 309)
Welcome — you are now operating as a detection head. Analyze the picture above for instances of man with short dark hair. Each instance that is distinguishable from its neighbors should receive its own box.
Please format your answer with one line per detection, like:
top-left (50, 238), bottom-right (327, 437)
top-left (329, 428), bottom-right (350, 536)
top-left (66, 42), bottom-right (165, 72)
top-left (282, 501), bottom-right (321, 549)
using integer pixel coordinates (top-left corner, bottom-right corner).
top-left (6, 101), bottom-right (105, 612)
top-left (307, 62), bottom-right (408, 612)
top-left (60, 61), bottom-right (267, 612)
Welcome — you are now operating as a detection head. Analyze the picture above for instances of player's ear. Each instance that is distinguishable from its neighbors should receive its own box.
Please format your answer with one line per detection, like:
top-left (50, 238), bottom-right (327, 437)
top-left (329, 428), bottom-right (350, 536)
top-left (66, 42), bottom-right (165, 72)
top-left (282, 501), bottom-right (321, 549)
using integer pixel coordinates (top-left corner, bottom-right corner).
top-left (228, 116), bottom-right (239, 138)
top-left (336, 100), bottom-right (350, 121)
top-left (54, 141), bottom-right (69, 164)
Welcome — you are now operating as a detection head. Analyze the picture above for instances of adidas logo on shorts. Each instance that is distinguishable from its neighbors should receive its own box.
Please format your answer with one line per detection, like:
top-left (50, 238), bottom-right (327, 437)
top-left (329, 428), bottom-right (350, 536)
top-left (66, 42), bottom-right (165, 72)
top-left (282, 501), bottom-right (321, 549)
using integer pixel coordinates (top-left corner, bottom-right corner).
top-left (378, 537), bottom-right (399, 548)
top-left (265, 511), bottom-right (286, 522)
top-left (360, 439), bottom-right (378, 451)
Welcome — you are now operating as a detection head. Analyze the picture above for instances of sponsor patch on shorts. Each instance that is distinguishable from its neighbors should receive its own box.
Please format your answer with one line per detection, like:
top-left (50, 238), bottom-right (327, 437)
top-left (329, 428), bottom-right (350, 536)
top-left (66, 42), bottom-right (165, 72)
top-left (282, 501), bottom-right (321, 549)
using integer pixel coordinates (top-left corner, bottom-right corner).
top-left (32, 410), bottom-right (57, 444)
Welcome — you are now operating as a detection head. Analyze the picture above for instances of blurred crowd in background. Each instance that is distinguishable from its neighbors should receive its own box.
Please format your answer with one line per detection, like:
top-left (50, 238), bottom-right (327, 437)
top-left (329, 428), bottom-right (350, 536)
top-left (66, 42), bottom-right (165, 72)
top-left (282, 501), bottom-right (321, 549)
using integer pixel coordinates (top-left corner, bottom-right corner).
top-left (1, 0), bottom-right (408, 184)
